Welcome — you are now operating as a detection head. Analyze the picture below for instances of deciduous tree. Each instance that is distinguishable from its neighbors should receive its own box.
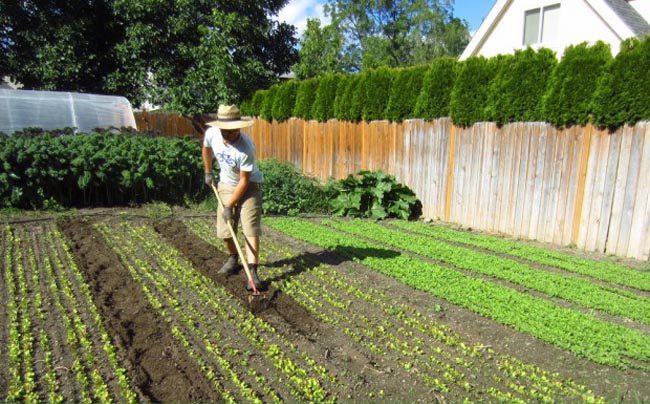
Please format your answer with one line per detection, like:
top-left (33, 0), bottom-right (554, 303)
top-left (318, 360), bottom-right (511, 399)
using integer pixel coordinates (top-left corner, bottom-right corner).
top-left (323, 0), bottom-right (470, 71)
top-left (1, 0), bottom-right (298, 117)
top-left (293, 19), bottom-right (344, 79)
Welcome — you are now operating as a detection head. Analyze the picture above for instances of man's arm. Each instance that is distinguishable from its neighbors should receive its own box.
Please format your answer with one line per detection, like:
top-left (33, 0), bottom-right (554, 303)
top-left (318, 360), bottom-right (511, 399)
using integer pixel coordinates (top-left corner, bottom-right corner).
top-left (202, 145), bottom-right (213, 173)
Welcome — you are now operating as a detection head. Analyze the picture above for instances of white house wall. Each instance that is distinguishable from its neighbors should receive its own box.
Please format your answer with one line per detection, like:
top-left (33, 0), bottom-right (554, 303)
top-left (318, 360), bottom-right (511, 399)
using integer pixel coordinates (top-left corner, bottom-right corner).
top-left (466, 0), bottom-right (636, 59)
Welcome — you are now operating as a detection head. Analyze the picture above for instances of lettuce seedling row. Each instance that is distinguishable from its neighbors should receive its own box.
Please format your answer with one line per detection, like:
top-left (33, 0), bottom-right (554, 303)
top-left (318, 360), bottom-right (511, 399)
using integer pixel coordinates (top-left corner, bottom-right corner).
top-left (1, 211), bottom-right (648, 403)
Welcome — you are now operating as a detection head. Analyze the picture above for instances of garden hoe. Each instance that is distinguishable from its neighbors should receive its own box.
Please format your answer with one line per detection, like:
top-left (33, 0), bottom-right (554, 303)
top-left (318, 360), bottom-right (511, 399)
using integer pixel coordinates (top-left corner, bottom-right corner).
top-left (210, 183), bottom-right (261, 296)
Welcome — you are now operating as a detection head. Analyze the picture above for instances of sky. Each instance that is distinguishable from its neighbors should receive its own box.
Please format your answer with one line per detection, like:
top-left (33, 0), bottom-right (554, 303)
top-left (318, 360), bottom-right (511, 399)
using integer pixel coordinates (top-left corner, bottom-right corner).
top-left (275, 0), bottom-right (497, 37)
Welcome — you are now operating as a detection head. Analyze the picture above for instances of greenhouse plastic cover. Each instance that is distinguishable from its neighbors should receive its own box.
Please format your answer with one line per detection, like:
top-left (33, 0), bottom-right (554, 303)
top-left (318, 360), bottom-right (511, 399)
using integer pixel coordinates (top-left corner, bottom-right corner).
top-left (0, 89), bottom-right (137, 135)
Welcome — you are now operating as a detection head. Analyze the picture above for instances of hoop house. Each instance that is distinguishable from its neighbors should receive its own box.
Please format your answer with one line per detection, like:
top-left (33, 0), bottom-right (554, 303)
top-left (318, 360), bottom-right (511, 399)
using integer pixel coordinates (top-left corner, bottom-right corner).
top-left (0, 89), bottom-right (137, 135)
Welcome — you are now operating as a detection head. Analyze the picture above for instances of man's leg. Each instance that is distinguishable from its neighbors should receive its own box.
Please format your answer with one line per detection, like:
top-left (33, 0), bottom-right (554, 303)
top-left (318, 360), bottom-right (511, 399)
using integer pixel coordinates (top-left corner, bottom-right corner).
top-left (218, 237), bottom-right (240, 274)
top-left (244, 236), bottom-right (259, 265)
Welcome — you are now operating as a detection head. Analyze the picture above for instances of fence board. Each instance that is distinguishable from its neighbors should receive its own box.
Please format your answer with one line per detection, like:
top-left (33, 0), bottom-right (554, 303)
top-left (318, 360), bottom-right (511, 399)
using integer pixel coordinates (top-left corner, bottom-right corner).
top-left (551, 129), bottom-right (566, 244)
top-left (477, 124), bottom-right (492, 229)
top-left (543, 127), bottom-right (561, 243)
top-left (597, 132), bottom-right (622, 252)
top-left (444, 124), bottom-right (456, 220)
top-left (628, 125), bottom-right (650, 258)
top-left (578, 128), bottom-right (602, 250)
top-left (134, 110), bottom-right (200, 137)
top-left (615, 126), bottom-right (644, 256)
top-left (524, 126), bottom-right (536, 238)
top-left (535, 124), bottom-right (549, 240)
top-left (480, 123), bottom-right (499, 231)
top-left (467, 126), bottom-right (480, 226)
top-left (506, 126), bottom-right (517, 233)
top-left (636, 181), bottom-right (650, 261)
top-left (451, 126), bottom-right (465, 224)
top-left (453, 127), bottom-right (466, 224)
top-left (470, 125), bottom-right (480, 227)
top-left (606, 126), bottom-right (633, 254)
top-left (585, 129), bottom-right (611, 251)
top-left (505, 124), bottom-right (528, 235)
top-left (527, 123), bottom-right (548, 240)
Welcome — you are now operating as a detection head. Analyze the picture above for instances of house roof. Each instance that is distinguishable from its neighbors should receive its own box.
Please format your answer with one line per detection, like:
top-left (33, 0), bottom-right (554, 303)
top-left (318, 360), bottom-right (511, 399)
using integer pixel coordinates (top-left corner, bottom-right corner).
top-left (603, 0), bottom-right (650, 37)
top-left (460, 0), bottom-right (650, 60)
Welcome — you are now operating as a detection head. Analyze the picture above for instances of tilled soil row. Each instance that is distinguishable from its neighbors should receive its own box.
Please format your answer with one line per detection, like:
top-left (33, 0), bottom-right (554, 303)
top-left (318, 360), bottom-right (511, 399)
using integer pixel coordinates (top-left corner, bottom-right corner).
top-left (59, 219), bottom-right (218, 403)
top-left (152, 218), bottom-right (434, 402)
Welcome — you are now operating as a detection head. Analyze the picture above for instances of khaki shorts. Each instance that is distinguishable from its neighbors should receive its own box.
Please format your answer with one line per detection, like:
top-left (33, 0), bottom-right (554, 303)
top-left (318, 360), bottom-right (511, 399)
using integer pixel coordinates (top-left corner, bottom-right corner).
top-left (216, 182), bottom-right (263, 238)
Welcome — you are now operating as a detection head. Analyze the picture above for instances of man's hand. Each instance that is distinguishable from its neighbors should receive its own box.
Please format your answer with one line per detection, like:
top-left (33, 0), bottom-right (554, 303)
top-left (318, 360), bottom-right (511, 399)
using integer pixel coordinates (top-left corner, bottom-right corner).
top-left (222, 206), bottom-right (234, 224)
top-left (204, 172), bottom-right (214, 187)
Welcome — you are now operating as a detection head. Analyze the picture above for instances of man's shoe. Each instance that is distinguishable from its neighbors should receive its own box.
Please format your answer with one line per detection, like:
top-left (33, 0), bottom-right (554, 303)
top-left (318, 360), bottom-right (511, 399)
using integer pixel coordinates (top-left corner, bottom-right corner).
top-left (245, 265), bottom-right (263, 291)
top-left (218, 255), bottom-right (239, 275)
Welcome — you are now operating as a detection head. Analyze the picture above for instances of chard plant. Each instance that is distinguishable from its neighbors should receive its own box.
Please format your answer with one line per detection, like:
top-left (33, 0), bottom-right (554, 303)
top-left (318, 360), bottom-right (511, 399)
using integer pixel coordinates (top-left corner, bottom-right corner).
top-left (330, 170), bottom-right (420, 220)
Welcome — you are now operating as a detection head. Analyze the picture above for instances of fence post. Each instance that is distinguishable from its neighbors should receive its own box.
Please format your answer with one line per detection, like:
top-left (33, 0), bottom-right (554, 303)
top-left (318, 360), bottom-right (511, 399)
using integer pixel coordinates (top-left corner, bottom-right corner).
top-left (444, 123), bottom-right (457, 221)
top-left (571, 123), bottom-right (593, 245)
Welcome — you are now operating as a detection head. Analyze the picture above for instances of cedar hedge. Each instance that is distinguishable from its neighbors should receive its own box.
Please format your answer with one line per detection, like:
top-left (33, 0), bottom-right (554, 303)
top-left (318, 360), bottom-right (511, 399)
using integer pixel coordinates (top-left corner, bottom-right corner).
top-left (362, 67), bottom-right (394, 122)
top-left (272, 80), bottom-right (299, 122)
top-left (485, 48), bottom-right (557, 124)
top-left (259, 85), bottom-right (279, 121)
top-left (292, 77), bottom-right (320, 120)
top-left (332, 74), bottom-right (353, 120)
top-left (385, 65), bottom-right (429, 122)
top-left (311, 73), bottom-right (341, 122)
top-left (542, 41), bottom-right (612, 128)
top-left (449, 55), bottom-right (496, 127)
top-left (243, 37), bottom-right (650, 128)
top-left (592, 37), bottom-right (650, 128)
top-left (414, 57), bottom-right (457, 120)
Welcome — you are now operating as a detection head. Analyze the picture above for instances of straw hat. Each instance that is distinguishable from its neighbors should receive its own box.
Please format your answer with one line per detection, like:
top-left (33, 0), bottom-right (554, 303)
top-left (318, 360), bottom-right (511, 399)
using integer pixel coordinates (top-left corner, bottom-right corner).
top-left (206, 105), bottom-right (254, 129)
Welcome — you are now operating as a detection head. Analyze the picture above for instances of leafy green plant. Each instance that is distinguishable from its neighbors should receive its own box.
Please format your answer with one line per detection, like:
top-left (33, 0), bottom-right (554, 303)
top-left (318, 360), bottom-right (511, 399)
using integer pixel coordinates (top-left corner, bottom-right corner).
top-left (258, 159), bottom-right (333, 215)
top-left (0, 129), bottom-right (205, 209)
top-left (266, 217), bottom-right (650, 371)
top-left (330, 170), bottom-right (420, 220)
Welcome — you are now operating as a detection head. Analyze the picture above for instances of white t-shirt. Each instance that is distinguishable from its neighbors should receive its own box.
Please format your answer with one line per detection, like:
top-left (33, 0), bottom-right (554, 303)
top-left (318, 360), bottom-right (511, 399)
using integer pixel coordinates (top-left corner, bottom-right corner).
top-left (203, 127), bottom-right (263, 186)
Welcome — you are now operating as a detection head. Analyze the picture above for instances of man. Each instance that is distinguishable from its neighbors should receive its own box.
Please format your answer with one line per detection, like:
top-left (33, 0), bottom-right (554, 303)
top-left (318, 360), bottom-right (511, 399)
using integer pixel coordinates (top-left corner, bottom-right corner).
top-left (202, 104), bottom-right (264, 291)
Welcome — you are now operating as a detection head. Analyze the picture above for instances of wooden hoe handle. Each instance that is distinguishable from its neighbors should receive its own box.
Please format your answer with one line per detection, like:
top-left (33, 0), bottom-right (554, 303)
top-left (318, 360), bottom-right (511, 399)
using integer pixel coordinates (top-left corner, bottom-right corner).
top-left (210, 182), bottom-right (260, 295)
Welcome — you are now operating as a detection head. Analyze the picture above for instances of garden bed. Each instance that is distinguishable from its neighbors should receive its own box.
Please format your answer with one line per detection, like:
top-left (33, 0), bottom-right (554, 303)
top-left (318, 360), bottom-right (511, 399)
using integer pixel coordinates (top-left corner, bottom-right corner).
top-left (1, 208), bottom-right (648, 402)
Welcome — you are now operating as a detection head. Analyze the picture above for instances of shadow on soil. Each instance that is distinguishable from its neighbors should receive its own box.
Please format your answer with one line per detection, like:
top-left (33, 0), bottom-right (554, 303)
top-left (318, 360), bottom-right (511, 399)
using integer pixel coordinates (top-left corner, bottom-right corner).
top-left (153, 219), bottom-right (399, 336)
top-left (263, 245), bottom-right (400, 285)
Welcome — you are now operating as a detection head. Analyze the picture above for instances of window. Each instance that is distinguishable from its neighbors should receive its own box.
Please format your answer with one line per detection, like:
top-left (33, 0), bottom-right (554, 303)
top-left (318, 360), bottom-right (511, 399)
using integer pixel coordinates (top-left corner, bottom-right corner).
top-left (523, 4), bottom-right (560, 46)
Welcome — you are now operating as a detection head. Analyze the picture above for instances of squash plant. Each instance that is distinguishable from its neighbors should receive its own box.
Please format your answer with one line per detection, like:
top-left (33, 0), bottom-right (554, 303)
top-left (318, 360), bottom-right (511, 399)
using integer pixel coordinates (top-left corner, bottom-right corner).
top-left (330, 170), bottom-right (420, 220)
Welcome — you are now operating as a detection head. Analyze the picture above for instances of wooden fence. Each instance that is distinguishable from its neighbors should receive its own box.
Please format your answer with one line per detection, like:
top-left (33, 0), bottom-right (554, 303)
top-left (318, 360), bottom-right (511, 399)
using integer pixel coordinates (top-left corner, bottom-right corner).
top-left (249, 118), bottom-right (650, 261)
top-left (134, 110), bottom-right (200, 137)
